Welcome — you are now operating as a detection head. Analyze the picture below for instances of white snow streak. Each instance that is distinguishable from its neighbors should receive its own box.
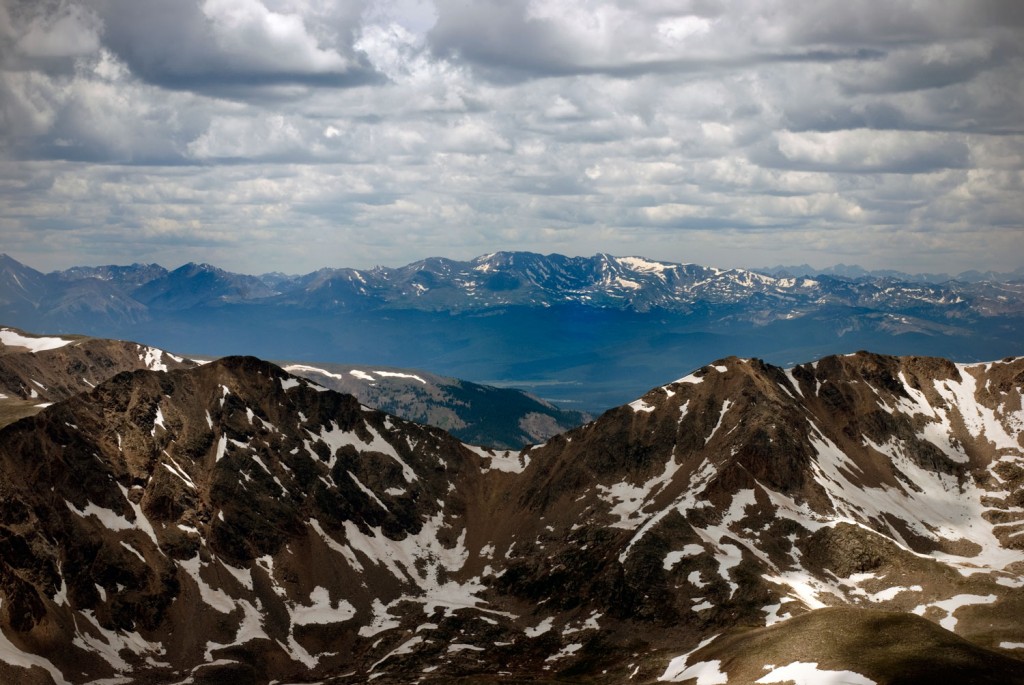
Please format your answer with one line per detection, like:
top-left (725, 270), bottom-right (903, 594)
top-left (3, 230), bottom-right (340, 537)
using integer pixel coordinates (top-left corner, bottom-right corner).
top-left (757, 662), bottom-right (876, 684)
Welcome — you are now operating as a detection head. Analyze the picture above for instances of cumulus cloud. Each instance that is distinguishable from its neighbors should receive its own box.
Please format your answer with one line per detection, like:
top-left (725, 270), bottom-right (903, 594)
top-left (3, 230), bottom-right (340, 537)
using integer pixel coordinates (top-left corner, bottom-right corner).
top-left (0, 0), bottom-right (102, 69)
top-left (759, 129), bottom-right (971, 174)
top-left (0, 0), bottom-right (1021, 274)
top-left (88, 0), bottom-right (379, 92)
top-left (199, 0), bottom-right (347, 72)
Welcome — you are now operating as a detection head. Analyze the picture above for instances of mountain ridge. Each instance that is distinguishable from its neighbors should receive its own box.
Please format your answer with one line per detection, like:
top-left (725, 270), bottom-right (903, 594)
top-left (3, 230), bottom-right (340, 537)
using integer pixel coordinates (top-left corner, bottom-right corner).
top-left (0, 325), bottom-right (591, 446)
top-left (0, 326), bottom-right (197, 428)
top-left (756, 262), bottom-right (1024, 284)
top-left (3, 251), bottom-right (1022, 318)
top-left (281, 361), bottom-right (591, 449)
top-left (0, 349), bottom-right (1021, 683)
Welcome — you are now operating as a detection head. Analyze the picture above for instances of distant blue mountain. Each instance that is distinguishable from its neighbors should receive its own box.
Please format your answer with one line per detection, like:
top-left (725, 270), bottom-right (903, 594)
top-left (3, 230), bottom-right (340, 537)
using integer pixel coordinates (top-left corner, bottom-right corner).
top-left (754, 262), bottom-right (1024, 284)
top-left (2, 252), bottom-right (1022, 409)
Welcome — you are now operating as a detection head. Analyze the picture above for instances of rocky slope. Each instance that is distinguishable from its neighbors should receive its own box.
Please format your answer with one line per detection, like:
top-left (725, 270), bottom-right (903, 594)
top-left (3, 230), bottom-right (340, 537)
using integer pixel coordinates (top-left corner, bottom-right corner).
top-left (0, 352), bottom-right (1021, 684)
top-left (0, 327), bottom-right (196, 428)
top-left (282, 361), bottom-right (591, 448)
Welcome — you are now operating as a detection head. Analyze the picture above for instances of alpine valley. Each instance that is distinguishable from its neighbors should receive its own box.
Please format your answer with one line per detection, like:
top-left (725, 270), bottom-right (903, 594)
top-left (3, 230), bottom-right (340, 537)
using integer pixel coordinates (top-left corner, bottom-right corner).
top-left (0, 326), bottom-right (1022, 684)
top-left (2, 251), bottom-right (1023, 410)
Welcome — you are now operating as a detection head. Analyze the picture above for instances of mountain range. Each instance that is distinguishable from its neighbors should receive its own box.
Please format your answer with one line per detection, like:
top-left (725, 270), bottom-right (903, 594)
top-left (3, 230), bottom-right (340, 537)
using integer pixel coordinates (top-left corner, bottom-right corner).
top-left (3, 252), bottom-right (1023, 410)
top-left (755, 263), bottom-right (1024, 284)
top-left (0, 340), bottom-right (1021, 683)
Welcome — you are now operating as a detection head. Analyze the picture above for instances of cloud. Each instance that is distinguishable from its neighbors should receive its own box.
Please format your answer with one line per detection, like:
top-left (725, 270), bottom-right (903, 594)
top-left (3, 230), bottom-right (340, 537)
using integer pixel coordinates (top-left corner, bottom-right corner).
top-left (0, 0), bottom-right (102, 70)
top-left (199, 0), bottom-right (347, 72)
top-left (90, 0), bottom-right (380, 93)
top-left (0, 0), bottom-right (1021, 275)
top-left (758, 129), bottom-right (971, 174)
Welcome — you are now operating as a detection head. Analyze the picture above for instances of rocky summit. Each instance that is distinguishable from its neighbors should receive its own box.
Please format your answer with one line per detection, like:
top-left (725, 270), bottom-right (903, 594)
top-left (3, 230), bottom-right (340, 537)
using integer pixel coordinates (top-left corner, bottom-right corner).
top-left (0, 352), bottom-right (1022, 684)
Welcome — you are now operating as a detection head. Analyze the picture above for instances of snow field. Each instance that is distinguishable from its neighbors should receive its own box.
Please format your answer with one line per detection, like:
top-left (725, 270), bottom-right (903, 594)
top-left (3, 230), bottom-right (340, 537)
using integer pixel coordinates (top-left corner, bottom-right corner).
top-left (0, 328), bottom-right (73, 352)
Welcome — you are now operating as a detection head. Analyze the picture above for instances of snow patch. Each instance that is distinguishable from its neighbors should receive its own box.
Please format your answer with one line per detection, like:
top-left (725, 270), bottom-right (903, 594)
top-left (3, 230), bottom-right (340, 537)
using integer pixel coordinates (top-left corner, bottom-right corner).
top-left (178, 555), bottom-right (235, 614)
top-left (310, 519), bottom-right (364, 572)
top-left (374, 370), bottom-right (427, 384)
top-left (629, 397), bottom-right (656, 413)
top-left (288, 586), bottom-right (356, 626)
top-left (152, 406), bottom-right (165, 436)
top-left (912, 593), bottom-right (997, 631)
top-left (141, 347), bottom-right (169, 372)
top-left (664, 544), bottom-right (705, 570)
top-left (525, 617), bottom-right (554, 637)
top-left (72, 609), bottom-right (164, 674)
top-left (705, 399), bottom-right (733, 444)
top-left (214, 434), bottom-right (228, 462)
top-left (659, 635), bottom-right (721, 682)
top-left (0, 328), bottom-right (73, 352)
top-left (0, 613), bottom-right (72, 684)
top-left (468, 445), bottom-right (530, 473)
top-left (371, 636), bottom-right (423, 671)
top-left (757, 662), bottom-right (876, 684)
top-left (348, 471), bottom-right (389, 511)
top-left (661, 659), bottom-right (727, 684)
top-left (544, 643), bottom-right (582, 662)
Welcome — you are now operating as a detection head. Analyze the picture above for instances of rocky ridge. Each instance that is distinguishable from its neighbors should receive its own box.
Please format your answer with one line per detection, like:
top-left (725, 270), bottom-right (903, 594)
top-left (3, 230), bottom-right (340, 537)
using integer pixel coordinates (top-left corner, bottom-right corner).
top-left (0, 351), bottom-right (1021, 683)
top-left (0, 327), bottom-right (196, 428)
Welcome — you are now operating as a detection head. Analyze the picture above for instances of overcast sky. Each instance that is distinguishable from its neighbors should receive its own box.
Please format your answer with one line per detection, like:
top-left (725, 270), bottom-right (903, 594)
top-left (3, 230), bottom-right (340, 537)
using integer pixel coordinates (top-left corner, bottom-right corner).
top-left (1, 0), bottom-right (1021, 275)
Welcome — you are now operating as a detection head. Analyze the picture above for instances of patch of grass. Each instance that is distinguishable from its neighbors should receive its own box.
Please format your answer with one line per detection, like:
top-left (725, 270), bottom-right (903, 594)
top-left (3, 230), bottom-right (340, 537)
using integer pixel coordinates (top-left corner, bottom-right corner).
top-left (0, 399), bottom-right (45, 429)
top-left (678, 607), bottom-right (1024, 685)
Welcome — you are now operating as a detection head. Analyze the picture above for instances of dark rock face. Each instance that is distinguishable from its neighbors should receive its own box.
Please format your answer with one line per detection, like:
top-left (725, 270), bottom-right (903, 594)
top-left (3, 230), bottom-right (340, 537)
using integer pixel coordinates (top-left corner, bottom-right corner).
top-left (0, 352), bottom-right (1022, 683)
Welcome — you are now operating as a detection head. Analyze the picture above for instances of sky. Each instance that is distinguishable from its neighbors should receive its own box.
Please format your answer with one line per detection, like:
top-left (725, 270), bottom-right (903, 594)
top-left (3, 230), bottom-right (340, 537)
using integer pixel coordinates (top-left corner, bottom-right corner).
top-left (0, 0), bottom-right (1022, 276)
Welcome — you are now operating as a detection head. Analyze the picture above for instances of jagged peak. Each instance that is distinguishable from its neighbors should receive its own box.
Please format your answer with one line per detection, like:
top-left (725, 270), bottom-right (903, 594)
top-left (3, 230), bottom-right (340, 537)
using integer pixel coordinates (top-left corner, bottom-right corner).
top-left (170, 261), bottom-right (223, 276)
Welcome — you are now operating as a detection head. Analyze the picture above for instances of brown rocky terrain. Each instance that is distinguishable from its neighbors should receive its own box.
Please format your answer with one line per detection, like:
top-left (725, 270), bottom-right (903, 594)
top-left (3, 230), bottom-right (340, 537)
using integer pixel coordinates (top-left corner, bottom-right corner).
top-left (0, 327), bottom-right (196, 428)
top-left (0, 351), bottom-right (1021, 684)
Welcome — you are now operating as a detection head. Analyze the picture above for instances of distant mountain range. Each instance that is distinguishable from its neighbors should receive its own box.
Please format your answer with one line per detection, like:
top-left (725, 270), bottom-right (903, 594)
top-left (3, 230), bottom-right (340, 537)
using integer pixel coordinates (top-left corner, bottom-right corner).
top-left (1, 349), bottom-right (1021, 683)
top-left (2, 252), bottom-right (1023, 409)
top-left (281, 361), bottom-right (590, 449)
top-left (755, 262), bottom-right (1024, 283)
